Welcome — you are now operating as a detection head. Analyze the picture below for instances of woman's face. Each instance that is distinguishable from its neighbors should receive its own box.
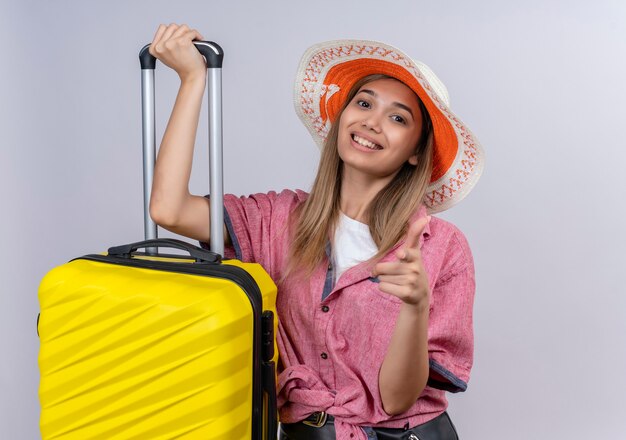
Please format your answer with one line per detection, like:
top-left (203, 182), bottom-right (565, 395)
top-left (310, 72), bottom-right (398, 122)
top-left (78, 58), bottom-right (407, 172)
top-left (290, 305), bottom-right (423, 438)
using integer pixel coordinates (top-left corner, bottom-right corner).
top-left (337, 78), bottom-right (423, 179)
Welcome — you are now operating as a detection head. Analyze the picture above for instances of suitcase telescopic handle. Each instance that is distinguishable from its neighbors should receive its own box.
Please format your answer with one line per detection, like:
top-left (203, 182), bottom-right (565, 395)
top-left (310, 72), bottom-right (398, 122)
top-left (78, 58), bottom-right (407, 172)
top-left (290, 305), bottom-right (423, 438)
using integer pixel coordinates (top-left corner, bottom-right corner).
top-left (108, 238), bottom-right (221, 263)
top-left (139, 41), bottom-right (225, 257)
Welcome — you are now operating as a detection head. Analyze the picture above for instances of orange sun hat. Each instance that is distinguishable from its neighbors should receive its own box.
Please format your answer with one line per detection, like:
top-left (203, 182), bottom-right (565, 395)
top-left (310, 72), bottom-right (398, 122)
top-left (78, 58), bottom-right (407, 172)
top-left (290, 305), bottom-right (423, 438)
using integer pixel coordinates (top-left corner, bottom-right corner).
top-left (293, 39), bottom-right (485, 213)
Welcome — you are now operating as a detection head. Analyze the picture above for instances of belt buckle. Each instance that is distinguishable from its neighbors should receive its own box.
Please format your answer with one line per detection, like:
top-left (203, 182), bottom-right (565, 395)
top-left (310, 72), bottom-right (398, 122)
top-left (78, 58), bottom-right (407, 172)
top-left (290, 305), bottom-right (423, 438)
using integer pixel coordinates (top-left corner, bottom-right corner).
top-left (302, 411), bottom-right (328, 427)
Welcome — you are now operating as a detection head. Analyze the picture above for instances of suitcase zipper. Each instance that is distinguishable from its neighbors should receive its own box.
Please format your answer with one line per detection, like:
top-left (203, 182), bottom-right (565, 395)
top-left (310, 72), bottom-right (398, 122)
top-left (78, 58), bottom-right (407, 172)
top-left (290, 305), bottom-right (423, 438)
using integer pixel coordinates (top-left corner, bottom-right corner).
top-left (75, 254), bottom-right (262, 309)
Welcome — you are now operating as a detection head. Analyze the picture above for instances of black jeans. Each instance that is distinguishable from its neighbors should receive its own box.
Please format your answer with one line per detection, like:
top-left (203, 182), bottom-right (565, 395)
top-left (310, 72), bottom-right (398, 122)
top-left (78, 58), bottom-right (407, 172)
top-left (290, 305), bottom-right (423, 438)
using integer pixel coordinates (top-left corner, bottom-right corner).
top-left (279, 412), bottom-right (459, 439)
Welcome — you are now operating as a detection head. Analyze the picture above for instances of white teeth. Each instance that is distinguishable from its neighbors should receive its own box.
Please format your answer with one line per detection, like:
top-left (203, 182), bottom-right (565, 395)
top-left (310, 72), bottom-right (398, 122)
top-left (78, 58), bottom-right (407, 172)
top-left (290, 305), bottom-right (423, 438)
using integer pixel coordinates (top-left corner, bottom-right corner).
top-left (353, 135), bottom-right (380, 150)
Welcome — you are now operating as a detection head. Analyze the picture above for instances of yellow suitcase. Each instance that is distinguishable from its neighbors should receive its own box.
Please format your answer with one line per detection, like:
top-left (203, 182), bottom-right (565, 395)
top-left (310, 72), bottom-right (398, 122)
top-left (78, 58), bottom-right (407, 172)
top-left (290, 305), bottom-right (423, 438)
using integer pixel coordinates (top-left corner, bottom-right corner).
top-left (38, 239), bottom-right (278, 439)
top-left (38, 41), bottom-right (279, 439)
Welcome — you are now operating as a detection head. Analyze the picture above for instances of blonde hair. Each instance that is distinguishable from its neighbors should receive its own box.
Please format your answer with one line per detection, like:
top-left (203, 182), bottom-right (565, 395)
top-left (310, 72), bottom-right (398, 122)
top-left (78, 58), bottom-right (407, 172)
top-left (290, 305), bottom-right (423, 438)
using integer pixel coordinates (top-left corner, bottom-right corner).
top-left (286, 74), bottom-right (434, 277)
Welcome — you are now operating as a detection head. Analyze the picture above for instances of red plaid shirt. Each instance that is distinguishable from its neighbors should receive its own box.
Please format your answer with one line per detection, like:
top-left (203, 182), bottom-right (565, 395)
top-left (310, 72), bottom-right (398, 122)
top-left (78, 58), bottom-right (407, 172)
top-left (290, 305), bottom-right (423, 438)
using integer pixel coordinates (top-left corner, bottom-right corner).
top-left (217, 190), bottom-right (475, 440)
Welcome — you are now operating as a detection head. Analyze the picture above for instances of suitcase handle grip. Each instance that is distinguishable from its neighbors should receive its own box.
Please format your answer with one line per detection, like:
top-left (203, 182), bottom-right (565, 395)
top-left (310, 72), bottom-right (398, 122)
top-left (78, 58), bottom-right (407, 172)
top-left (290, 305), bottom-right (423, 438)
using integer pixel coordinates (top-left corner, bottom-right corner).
top-left (139, 41), bottom-right (224, 70)
top-left (107, 238), bottom-right (221, 263)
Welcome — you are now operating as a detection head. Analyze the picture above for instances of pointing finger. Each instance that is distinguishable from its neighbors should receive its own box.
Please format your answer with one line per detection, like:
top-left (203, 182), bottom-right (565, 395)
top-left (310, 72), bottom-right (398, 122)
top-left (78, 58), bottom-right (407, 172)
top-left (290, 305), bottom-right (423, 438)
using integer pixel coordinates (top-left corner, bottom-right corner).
top-left (406, 216), bottom-right (430, 248)
top-left (395, 216), bottom-right (430, 261)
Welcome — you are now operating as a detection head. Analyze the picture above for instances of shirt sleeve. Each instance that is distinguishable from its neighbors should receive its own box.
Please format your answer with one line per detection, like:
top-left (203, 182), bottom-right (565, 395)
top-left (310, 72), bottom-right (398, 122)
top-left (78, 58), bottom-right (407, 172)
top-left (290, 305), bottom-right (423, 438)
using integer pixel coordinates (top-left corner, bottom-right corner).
top-left (200, 190), bottom-right (304, 277)
top-left (427, 231), bottom-right (476, 393)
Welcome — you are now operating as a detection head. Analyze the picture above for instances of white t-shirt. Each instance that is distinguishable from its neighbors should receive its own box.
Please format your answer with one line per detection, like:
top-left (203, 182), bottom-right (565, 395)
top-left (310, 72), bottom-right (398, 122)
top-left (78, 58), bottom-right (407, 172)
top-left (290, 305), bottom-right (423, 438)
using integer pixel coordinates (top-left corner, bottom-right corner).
top-left (331, 212), bottom-right (378, 283)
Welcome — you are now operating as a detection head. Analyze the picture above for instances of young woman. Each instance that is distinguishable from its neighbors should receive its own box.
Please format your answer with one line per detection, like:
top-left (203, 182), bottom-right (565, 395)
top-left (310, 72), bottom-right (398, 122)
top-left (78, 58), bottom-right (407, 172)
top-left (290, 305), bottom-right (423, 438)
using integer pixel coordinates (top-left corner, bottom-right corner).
top-left (148, 23), bottom-right (484, 440)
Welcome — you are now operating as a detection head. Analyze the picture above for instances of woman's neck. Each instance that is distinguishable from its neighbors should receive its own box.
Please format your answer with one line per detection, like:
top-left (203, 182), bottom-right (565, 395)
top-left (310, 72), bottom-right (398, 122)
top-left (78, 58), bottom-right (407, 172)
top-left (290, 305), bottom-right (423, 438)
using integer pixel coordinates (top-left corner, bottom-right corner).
top-left (339, 166), bottom-right (395, 222)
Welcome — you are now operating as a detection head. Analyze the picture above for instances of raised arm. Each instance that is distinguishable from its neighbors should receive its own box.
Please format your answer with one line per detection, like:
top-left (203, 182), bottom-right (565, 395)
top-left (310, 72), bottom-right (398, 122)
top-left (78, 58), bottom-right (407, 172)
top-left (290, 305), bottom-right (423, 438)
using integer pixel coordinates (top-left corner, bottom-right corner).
top-left (148, 23), bottom-right (230, 246)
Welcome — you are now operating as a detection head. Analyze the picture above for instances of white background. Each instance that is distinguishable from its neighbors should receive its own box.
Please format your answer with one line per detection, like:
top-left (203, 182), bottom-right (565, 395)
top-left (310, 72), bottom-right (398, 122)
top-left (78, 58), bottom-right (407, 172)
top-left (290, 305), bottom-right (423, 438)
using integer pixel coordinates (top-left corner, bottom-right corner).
top-left (2, 0), bottom-right (625, 438)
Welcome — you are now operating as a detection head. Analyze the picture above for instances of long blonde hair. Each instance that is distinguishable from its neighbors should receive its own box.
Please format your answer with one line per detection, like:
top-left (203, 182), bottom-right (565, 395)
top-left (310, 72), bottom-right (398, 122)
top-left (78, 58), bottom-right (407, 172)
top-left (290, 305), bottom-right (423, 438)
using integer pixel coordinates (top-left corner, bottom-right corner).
top-left (286, 74), bottom-right (434, 276)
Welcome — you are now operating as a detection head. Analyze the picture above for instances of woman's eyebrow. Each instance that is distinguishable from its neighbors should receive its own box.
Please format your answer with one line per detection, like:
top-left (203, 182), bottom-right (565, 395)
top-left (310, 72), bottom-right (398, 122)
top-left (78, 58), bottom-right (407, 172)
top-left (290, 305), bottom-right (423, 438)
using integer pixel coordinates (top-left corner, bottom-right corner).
top-left (358, 89), bottom-right (414, 119)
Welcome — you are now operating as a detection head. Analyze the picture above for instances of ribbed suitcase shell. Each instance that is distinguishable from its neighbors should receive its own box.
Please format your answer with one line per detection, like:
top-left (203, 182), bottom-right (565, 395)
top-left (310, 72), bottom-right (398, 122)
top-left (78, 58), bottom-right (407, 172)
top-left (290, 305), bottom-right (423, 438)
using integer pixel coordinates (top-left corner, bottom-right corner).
top-left (38, 253), bottom-right (277, 440)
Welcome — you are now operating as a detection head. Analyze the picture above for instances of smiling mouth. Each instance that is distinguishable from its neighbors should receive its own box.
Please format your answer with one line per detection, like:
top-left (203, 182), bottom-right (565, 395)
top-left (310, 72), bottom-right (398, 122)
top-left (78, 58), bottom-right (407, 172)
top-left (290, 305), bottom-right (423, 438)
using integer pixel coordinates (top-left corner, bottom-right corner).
top-left (352, 134), bottom-right (383, 150)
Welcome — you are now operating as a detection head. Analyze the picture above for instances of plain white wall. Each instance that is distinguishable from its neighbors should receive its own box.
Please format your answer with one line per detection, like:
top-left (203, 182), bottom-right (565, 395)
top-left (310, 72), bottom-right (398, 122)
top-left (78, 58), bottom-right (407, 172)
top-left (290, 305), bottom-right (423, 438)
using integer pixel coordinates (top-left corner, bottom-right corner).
top-left (2, 0), bottom-right (625, 438)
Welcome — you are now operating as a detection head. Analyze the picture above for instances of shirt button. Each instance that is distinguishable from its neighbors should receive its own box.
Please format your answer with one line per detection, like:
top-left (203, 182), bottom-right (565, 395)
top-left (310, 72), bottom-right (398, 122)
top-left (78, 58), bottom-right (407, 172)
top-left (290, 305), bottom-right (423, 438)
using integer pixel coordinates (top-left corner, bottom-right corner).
top-left (321, 305), bottom-right (329, 313)
top-left (320, 352), bottom-right (328, 359)
top-left (328, 263), bottom-right (332, 270)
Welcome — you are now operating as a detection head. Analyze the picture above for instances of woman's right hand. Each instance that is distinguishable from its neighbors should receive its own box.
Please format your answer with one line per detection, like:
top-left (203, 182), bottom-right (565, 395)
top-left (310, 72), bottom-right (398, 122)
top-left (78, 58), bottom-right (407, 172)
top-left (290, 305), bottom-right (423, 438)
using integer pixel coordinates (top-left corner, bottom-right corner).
top-left (148, 23), bottom-right (206, 82)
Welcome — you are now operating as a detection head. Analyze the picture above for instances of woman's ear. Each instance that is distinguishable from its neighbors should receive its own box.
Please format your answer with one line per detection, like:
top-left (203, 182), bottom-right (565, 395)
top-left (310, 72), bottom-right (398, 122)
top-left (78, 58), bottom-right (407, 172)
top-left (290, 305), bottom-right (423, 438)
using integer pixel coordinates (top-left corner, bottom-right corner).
top-left (408, 154), bottom-right (418, 166)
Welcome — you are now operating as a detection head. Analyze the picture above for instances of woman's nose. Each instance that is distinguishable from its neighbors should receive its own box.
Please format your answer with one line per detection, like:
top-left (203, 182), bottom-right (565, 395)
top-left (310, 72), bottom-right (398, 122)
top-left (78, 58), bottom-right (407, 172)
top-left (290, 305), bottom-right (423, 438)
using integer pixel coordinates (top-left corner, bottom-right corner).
top-left (361, 115), bottom-right (382, 133)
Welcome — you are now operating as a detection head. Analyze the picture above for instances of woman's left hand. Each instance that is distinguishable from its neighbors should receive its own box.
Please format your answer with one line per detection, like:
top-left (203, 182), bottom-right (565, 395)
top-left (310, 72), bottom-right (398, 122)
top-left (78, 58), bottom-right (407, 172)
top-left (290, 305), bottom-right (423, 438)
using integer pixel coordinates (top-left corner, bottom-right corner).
top-left (372, 216), bottom-right (431, 308)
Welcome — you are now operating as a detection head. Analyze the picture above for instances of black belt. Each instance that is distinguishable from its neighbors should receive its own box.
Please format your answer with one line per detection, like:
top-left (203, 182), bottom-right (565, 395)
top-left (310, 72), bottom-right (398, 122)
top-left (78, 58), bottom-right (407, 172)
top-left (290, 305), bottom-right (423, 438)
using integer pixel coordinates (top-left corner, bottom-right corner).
top-left (280, 411), bottom-right (459, 439)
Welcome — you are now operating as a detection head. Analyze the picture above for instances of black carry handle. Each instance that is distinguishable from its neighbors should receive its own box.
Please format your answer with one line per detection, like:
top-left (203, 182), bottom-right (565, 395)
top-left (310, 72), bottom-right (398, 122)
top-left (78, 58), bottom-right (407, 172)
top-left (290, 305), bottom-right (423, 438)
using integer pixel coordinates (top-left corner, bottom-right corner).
top-left (262, 311), bottom-right (278, 440)
top-left (108, 238), bottom-right (221, 264)
top-left (139, 41), bottom-right (224, 69)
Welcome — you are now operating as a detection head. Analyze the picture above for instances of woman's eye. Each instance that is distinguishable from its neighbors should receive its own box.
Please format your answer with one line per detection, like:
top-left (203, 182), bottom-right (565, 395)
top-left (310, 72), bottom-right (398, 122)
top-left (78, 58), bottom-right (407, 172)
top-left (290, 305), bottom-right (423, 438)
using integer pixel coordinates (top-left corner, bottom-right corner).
top-left (356, 99), bottom-right (370, 108)
top-left (392, 115), bottom-right (406, 124)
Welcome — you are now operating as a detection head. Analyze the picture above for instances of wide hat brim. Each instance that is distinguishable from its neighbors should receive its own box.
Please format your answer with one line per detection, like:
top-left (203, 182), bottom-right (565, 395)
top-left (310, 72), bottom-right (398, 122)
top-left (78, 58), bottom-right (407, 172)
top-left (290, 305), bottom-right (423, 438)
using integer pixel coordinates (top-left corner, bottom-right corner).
top-left (293, 39), bottom-right (485, 213)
